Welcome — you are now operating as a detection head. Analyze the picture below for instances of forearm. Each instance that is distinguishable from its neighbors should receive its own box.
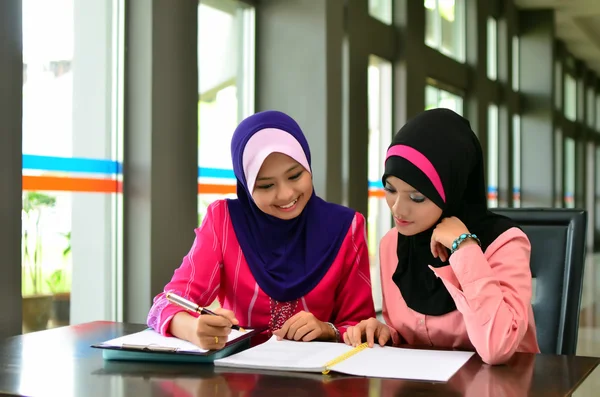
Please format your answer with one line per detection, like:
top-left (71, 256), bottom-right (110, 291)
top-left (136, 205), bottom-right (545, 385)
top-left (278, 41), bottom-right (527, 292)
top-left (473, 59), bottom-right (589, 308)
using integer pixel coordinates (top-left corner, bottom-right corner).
top-left (168, 311), bottom-right (198, 342)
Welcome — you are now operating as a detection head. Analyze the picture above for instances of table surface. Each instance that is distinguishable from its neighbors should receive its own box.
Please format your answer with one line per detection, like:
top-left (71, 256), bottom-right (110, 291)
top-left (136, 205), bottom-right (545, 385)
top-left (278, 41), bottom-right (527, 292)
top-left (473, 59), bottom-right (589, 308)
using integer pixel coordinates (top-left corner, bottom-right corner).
top-left (0, 321), bottom-right (598, 397)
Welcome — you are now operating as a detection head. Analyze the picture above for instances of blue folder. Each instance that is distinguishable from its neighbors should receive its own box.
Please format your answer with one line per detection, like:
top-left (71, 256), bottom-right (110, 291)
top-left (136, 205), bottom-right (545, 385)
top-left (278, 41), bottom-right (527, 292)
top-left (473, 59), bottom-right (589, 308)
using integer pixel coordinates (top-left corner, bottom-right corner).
top-left (92, 327), bottom-right (263, 364)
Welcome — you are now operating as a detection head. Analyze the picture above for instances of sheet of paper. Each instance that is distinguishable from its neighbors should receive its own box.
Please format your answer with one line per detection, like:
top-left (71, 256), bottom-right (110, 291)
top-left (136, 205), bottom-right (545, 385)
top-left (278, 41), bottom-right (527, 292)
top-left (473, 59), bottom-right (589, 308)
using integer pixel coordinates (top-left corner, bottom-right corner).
top-left (215, 336), bottom-right (474, 381)
top-left (101, 328), bottom-right (252, 353)
top-left (214, 335), bottom-right (355, 372)
top-left (332, 345), bottom-right (474, 382)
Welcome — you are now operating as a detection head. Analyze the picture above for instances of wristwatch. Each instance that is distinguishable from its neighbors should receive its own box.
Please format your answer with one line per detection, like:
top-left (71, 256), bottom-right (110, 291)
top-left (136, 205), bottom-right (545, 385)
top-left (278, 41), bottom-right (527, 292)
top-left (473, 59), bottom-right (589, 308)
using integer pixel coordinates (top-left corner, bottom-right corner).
top-left (325, 322), bottom-right (340, 342)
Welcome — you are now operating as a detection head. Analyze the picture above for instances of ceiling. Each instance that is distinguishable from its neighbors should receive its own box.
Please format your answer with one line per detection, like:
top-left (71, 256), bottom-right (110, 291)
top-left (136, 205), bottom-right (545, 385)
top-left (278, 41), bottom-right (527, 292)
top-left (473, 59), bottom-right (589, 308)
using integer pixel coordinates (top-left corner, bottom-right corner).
top-left (515, 0), bottom-right (600, 75)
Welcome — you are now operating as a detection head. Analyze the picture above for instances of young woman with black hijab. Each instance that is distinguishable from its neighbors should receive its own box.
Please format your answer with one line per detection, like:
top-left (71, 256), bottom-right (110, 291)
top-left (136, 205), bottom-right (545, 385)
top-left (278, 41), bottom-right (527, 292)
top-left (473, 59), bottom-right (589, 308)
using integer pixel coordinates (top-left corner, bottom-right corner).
top-left (344, 108), bottom-right (540, 365)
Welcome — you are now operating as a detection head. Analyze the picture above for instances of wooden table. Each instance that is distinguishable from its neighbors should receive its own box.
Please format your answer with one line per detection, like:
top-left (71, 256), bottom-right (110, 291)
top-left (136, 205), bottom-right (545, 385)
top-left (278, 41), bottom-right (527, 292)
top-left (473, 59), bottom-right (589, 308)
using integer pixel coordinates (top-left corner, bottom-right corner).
top-left (0, 321), bottom-right (598, 396)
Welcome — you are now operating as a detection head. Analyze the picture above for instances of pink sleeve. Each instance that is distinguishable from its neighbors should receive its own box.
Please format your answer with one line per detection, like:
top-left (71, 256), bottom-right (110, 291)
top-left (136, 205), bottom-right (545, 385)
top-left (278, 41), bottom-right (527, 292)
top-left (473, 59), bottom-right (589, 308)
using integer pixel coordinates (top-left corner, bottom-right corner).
top-left (146, 200), bottom-right (225, 336)
top-left (330, 213), bottom-right (377, 340)
top-left (442, 229), bottom-right (533, 364)
top-left (379, 239), bottom-right (402, 346)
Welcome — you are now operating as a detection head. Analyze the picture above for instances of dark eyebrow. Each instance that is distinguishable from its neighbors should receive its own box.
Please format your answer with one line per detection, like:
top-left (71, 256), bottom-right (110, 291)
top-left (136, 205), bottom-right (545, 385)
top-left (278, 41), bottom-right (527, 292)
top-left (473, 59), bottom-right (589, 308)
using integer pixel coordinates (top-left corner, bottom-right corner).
top-left (256, 165), bottom-right (300, 181)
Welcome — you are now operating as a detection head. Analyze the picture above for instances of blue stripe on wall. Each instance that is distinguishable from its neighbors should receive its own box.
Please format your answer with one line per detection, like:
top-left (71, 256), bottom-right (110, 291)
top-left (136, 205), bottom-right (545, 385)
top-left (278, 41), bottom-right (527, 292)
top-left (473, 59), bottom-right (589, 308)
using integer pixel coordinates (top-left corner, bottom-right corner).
top-left (23, 154), bottom-right (389, 188)
top-left (23, 155), bottom-right (122, 175)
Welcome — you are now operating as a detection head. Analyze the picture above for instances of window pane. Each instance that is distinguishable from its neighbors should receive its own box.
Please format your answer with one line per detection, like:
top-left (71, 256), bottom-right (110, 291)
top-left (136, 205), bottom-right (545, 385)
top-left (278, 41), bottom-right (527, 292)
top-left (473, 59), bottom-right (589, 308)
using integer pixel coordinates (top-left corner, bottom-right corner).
top-left (597, 94), bottom-right (600, 131)
top-left (425, 0), bottom-right (465, 62)
top-left (22, 0), bottom-right (124, 332)
top-left (424, 0), bottom-right (438, 48)
top-left (512, 114), bottom-right (521, 207)
top-left (554, 61), bottom-right (562, 109)
top-left (367, 55), bottom-right (392, 312)
top-left (554, 129), bottom-right (563, 208)
top-left (425, 85), bottom-right (463, 116)
top-left (369, 0), bottom-right (392, 25)
top-left (577, 79), bottom-right (584, 122)
top-left (487, 17), bottom-right (497, 81)
top-left (587, 87), bottom-right (595, 128)
top-left (197, 1), bottom-right (255, 224)
top-left (564, 74), bottom-right (577, 122)
top-left (596, 147), bottom-right (600, 235)
top-left (487, 104), bottom-right (499, 208)
top-left (564, 137), bottom-right (576, 208)
top-left (512, 36), bottom-right (520, 91)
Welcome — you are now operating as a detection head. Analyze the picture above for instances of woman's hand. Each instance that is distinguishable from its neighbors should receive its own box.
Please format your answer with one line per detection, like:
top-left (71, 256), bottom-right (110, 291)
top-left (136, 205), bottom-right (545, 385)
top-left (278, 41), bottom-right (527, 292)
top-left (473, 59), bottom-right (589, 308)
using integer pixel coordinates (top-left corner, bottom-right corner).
top-left (343, 318), bottom-right (390, 347)
top-left (430, 216), bottom-right (474, 262)
top-left (273, 311), bottom-right (336, 342)
top-left (171, 308), bottom-right (240, 350)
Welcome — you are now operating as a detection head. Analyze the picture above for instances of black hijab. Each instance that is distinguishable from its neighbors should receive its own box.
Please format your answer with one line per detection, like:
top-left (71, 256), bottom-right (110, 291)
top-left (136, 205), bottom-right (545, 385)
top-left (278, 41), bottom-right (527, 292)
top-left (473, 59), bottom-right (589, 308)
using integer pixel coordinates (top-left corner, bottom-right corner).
top-left (382, 108), bottom-right (518, 316)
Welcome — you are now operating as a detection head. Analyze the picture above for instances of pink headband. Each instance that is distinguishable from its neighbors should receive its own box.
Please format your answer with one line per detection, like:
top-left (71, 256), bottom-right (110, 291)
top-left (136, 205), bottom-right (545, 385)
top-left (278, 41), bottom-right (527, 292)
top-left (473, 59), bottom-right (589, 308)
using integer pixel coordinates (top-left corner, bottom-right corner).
top-left (385, 145), bottom-right (446, 203)
top-left (242, 128), bottom-right (311, 193)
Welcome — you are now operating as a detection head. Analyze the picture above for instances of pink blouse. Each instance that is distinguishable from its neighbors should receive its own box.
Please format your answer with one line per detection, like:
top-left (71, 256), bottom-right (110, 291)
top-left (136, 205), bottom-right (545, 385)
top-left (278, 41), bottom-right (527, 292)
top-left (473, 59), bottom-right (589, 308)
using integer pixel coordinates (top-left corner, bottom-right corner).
top-left (380, 227), bottom-right (540, 364)
top-left (147, 199), bottom-right (376, 340)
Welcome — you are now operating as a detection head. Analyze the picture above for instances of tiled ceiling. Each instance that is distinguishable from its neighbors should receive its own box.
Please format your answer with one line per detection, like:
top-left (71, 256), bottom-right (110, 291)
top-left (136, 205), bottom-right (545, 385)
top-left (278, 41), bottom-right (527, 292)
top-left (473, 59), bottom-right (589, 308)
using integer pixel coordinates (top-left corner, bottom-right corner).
top-left (515, 0), bottom-right (600, 74)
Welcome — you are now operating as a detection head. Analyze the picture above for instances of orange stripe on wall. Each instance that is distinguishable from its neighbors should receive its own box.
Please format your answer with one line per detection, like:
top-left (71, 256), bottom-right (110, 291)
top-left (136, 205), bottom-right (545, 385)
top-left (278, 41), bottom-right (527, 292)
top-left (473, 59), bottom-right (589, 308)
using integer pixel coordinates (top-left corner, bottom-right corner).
top-left (23, 176), bottom-right (122, 193)
top-left (198, 183), bottom-right (236, 195)
top-left (368, 189), bottom-right (385, 198)
top-left (24, 176), bottom-right (385, 198)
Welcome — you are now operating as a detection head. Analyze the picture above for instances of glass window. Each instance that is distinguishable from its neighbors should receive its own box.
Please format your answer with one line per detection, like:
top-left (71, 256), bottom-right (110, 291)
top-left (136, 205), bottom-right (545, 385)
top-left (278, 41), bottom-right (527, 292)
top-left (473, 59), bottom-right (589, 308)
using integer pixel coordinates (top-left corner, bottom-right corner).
top-left (369, 0), bottom-right (392, 25)
top-left (564, 74), bottom-right (577, 122)
top-left (512, 36), bottom-right (520, 91)
top-left (21, 0), bottom-right (124, 332)
top-left (487, 104), bottom-right (499, 208)
top-left (577, 79), bottom-right (584, 122)
top-left (564, 137), bottom-right (576, 208)
top-left (587, 87), bottom-right (595, 128)
top-left (596, 93), bottom-right (600, 132)
top-left (424, 0), bottom-right (465, 62)
top-left (425, 85), bottom-right (464, 116)
top-left (367, 55), bottom-right (393, 313)
top-left (197, 1), bottom-right (255, 224)
top-left (554, 129), bottom-right (563, 208)
top-left (554, 61), bottom-right (562, 110)
top-left (487, 17), bottom-right (497, 81)
top-left (596, 147), bottom-right (600, 235)
top-left (512, 114), bottom-right (521, 207)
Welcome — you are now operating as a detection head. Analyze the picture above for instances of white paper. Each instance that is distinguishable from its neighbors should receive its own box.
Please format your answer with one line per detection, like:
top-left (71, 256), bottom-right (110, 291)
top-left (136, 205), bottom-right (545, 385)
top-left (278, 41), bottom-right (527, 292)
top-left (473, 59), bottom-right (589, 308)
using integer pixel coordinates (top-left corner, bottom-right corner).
top-left (214, 336), bottom-right (474, 381)
top-left (101, 328), bottom-right (252, 353)
top-left (332, 345), bottom-right (474, 382)
top-left (214, 335), bottom-right (354, 372)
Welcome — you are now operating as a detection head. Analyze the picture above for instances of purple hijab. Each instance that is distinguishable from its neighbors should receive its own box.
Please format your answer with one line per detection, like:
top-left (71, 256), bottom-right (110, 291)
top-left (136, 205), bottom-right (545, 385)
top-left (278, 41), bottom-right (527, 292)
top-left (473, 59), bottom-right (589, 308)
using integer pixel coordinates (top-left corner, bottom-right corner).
top-left (227, 110), bottom-right (356, 302)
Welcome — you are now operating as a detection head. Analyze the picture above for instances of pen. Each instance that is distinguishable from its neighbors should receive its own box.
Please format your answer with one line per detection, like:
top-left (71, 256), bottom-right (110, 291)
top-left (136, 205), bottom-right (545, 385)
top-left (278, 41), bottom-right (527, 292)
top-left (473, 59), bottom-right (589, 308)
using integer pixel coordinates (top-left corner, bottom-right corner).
top-left (165, 292), bottom-right (245, 332)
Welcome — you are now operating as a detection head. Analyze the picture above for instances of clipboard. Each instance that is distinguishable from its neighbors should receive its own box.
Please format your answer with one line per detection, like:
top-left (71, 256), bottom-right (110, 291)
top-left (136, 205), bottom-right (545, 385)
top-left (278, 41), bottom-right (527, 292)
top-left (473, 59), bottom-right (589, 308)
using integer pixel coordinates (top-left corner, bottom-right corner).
top-left (91, 327), bottom-right (264, 364)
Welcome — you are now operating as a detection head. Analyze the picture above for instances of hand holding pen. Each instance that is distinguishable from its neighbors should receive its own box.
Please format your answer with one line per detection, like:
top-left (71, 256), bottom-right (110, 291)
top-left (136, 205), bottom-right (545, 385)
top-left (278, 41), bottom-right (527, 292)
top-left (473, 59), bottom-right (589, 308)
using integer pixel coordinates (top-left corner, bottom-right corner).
top-left (166, 292), bottom-right (244, 350)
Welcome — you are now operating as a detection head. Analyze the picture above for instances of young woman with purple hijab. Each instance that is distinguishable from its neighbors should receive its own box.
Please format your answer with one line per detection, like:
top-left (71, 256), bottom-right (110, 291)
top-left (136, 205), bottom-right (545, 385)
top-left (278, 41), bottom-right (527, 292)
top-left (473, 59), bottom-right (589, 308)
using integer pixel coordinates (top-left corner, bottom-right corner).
top-left (147, 110), bottom-right (376, 350)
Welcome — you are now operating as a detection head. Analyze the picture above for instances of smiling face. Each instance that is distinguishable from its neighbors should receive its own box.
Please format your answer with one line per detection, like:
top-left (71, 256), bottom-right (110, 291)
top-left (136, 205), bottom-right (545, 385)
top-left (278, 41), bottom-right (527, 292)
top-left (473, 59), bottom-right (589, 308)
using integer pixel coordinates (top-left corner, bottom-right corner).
top-left (384, 176), bottom-right (443, 236)
top-left (251, 152), bottom-right (313, 220)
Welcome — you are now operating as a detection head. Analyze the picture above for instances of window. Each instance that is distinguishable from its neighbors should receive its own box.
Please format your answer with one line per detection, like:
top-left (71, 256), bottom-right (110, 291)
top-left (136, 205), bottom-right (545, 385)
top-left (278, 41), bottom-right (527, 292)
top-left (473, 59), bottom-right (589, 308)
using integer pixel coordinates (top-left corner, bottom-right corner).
top-left (554, 129), bottom-right (563, 208)
top-left (596, 148), bottom-right (600, 236)
top-left (554, 61), bottom-right (562, 110)
top-left (424, 0), bottom-right (465, 62)
top-left (577, 79), bottom-right (585, 122)
top-left (197, 1), bottom-right (255, 224)
top-left (512, 36), bottom-right (520, 91)
top-left (597, 93), bottom-right (600, 131)
top-left (369, 0), bottom-right (392, 25)
top-left (21, 0), bottom-right (124, 332)
top-left (564, 74), bottom-right (577, 122)
top-left (587, 87), bottom-right (595, 128)
top-left (564, 137), bottom-right (576, 208)
top-left (425, 85), bottom-right (463, 116)
top-left (367, 55), bottom-right (393, 312)
top-left (487, 104), bottom-right (499, 208)
top-left (487, 17), bottom-right (497, 81)
top-left (512, 114), bottom-right (521, 207)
